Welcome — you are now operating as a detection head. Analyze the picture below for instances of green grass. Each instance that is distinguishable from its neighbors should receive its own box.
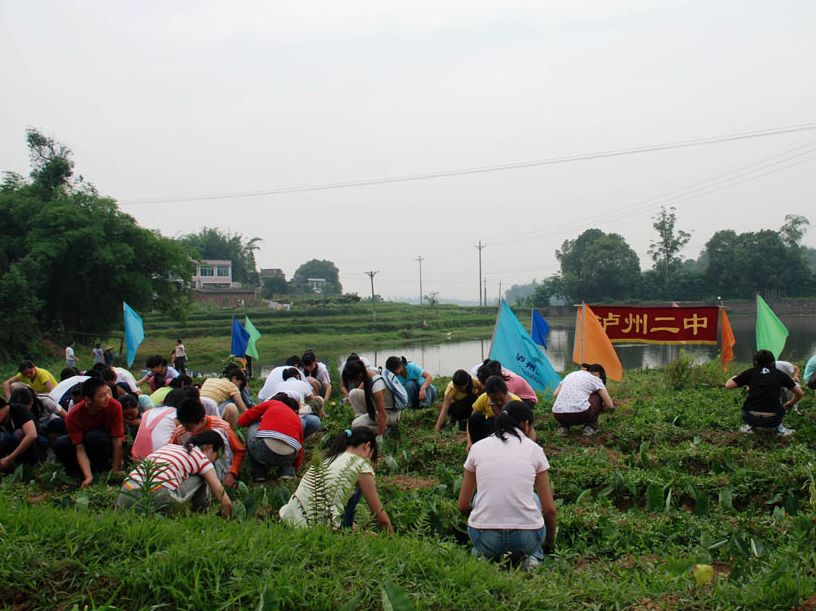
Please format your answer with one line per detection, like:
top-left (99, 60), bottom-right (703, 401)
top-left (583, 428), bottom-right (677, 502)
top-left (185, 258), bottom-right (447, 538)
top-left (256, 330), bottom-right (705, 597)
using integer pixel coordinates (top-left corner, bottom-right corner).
top-left (2, 360), bottom-right (816, 609)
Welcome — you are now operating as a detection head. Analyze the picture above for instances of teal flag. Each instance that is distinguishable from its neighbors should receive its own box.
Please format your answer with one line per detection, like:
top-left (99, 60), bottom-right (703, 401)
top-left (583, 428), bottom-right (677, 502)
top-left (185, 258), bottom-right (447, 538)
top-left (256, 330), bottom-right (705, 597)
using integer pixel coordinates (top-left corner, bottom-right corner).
top-left (489, 300), bottom-right (561, 396)
top-left (244, 316), bottom-right (261, 360)
top-left (756, 295), bottom-right (788, 358)
top-left (123, 302), bottom-right (144, 367)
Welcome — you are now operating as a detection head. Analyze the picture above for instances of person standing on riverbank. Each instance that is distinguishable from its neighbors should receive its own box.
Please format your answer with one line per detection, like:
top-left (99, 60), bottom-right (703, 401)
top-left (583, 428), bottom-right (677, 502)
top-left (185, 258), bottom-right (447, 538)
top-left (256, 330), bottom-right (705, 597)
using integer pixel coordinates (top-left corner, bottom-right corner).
top-left (171, 339), bottom-right (188, 375)
top-left (65, 340), bottom-right (78, 368)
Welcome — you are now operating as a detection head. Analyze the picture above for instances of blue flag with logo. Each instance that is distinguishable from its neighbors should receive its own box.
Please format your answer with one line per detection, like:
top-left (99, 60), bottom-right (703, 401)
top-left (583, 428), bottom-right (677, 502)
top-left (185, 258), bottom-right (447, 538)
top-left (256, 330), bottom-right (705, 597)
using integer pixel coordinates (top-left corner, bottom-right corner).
top-left (123, 302), bottom-right (144, 367)
top-left (490, 301), bottom-right (561, 396)
top-left (531, 309), bottom-right (550, 348)
top-left (231, 317), bottom-right (250, 357)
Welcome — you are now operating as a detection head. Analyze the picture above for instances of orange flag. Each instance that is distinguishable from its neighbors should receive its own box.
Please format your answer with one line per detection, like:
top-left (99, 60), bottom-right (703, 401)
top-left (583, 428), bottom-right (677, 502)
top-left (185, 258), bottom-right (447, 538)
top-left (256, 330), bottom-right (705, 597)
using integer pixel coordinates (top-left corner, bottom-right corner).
top-left (572, 303), bottom-right (624, 381)
top-left (721, 307), bottom-right (735, 372)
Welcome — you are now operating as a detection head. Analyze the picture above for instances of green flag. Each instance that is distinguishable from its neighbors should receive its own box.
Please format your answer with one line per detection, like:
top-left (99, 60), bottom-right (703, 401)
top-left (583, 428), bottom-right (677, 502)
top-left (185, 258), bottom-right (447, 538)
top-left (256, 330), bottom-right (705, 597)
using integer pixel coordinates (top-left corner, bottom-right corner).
top-left (244, 316), bottom-right (262, 360)
top-left (756, 295), bottom-right (788, 358)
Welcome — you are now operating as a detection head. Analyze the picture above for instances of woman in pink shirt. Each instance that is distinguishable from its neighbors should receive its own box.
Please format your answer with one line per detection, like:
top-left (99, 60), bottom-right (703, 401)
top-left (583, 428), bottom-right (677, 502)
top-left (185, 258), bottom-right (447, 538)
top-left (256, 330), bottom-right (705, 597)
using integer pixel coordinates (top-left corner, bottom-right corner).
top-left (476, 360), bottom-right (537, 406)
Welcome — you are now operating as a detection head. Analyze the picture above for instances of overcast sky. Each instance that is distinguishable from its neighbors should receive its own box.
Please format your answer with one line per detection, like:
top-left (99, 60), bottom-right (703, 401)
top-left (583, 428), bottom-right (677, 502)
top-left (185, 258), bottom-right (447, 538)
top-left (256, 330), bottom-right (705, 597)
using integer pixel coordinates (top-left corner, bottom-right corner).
top-left (2, 1), bottom-right (815, 302)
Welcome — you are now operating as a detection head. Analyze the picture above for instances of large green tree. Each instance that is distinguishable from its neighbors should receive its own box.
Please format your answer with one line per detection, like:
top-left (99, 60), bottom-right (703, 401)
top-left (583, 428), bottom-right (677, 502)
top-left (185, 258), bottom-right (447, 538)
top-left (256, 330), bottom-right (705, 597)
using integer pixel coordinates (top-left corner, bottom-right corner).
top-left (703, 227), bottom-right (813, 298)
top-left (0, 130), bottom-right (194, 356)
top-left (648, 206), bottom-right (691, 286)
top-left (179, 228), bottom-right (261, 287)
top-left (557, 229), bottom-right (641, 302)
top-left (291, 259), bottom-right (342, 295)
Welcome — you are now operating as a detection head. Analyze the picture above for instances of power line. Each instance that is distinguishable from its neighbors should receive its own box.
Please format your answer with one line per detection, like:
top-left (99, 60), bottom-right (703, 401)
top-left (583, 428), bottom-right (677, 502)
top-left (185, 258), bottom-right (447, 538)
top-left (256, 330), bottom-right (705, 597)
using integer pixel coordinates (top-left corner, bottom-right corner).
top-left (120, 121), bottom-right (816, 206)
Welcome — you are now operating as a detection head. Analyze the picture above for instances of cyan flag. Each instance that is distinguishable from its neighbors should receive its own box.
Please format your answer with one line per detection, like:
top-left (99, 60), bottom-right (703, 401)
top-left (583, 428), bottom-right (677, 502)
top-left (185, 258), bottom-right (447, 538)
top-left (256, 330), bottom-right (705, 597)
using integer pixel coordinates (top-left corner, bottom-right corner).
top-left (231, 317), bottom-right (250, 357)
top-left (490, 301), bottom-right (561, 396)
top-left (244, 316), bottom-right (261, 360)
top-left (123, 302), bottom-right (144, 367)
top-left (531, 309), bottom-right (550, 348)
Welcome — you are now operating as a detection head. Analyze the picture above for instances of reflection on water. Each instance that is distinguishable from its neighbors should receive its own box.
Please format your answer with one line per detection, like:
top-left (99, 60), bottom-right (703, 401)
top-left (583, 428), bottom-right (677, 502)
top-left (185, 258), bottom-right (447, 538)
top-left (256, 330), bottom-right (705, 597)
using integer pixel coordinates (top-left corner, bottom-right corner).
top-left (337, 317), bottom-right (816, 377)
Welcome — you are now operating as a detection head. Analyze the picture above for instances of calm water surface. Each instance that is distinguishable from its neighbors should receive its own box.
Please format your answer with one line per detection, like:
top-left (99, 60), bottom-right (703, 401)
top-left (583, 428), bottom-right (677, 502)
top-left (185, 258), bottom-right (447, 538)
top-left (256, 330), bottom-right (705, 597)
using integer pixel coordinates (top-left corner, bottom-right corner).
top-left (337, 316), bottom-right (816, 377)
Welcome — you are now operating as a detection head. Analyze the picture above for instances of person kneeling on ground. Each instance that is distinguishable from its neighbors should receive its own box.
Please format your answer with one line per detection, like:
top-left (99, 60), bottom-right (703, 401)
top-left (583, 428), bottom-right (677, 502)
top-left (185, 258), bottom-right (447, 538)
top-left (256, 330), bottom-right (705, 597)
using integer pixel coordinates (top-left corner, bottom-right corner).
top-left (169, 399), bottom-right (245, 487)
top-left (457, 401), bottom-right (556, 570)
top-left (466, 375), bottom-right (521, 450)
top-left (237, 393), bottom-right (304, 481)
top-left (435, 369), bottom-right (482, 432)
top-left (116, 430), bottom-right (232, 518)
top-left (726, 349), bottom-right (803, 436)
top-left (0, 398), bottom-right (39, 472)
top-left (53, 377), bottom-right (124, 488)
top-left (386, 356), bottom-right (437, 408)
top-left (279, 427), bottom-right (393, 532)
top-left (551, 364), bottom-right (614, 437)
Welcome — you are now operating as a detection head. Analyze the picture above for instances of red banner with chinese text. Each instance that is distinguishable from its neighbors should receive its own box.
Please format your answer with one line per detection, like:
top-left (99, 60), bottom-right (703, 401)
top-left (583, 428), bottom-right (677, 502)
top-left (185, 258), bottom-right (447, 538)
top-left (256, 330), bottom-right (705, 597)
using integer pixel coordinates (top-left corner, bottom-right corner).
top-left (587, 306), bottom-right (719, 344)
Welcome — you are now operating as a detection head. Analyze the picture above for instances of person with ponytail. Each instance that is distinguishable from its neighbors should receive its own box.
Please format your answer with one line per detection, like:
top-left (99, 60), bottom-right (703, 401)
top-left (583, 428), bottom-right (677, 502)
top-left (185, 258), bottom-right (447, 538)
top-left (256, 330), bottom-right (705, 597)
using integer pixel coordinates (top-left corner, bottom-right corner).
top-left (434, 369), bottom-right (482, 432)
top-left (343, 358), bottom-right (400, 436)
top-left (279, 427), bottom-right (393, 532)
top-left (457, 401), bottom-right (556, 569)
top-left (116, 430), bottom-right (233, 517)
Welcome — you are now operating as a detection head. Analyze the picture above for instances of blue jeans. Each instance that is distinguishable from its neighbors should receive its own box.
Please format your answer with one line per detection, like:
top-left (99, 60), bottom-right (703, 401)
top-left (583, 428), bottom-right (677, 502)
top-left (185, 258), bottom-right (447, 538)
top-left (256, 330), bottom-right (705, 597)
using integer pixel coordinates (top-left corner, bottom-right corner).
top-left (468, 495), bottom-right (546, 560)
top-left (743, 410), bottom-right (784, 429)
top-left (404, 380), bottom-right (437, 408)
top-left (245, 423), bottom-right (297, 478)
top-left (341, 487), bottom-right (363, 528)
top-left (301, 414), bottom-right (321, 439)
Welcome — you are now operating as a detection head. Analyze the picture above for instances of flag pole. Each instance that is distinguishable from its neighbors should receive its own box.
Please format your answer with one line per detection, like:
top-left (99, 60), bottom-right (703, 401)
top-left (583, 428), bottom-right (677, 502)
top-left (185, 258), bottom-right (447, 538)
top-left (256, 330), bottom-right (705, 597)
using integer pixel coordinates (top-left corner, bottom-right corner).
top-left (580, 303), bottom-right (586, 363)
top-left (487, 299), bottom-right (503, 360)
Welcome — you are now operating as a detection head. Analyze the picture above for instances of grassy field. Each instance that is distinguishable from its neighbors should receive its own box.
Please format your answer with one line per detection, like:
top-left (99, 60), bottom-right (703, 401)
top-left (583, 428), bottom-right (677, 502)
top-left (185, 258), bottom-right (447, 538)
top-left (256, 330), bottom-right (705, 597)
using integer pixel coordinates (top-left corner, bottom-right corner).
top-left (2, 356), bottom-right (816, 609)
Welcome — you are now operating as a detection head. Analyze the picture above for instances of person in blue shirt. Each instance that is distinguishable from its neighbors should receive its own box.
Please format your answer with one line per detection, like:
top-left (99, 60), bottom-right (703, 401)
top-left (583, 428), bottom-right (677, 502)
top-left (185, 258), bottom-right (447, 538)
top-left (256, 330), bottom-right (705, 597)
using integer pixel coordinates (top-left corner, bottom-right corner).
top-left (385, 356), bottom-right (436, 408)
top-left (804, 354), bottom-right (816, 390)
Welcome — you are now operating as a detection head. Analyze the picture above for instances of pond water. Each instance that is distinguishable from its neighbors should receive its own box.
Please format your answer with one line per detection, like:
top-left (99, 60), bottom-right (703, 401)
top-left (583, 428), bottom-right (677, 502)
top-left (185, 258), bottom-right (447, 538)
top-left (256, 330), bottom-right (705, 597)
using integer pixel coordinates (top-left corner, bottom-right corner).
top-left (336, 316), bottom-right (816, 377)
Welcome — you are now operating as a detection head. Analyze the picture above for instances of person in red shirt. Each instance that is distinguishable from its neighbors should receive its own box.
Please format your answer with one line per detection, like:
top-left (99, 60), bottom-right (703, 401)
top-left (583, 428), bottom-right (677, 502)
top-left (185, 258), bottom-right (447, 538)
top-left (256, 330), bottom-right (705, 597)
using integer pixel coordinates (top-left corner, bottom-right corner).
top-left (52, 377), bottom-right (124, 488)
top-left (238, 393), bottom-right (304, 481)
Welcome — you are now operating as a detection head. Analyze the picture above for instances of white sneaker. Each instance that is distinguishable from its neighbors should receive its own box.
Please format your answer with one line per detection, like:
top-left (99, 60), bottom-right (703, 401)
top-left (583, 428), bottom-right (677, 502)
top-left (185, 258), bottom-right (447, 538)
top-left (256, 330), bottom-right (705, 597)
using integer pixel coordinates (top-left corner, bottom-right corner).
top-left (793, 406), bottom-right (803, 415)
top-left (521, 556), bottom-right (540, 571)
top-left (555, 426), bottom-right (569, 437)
top-left (739, 424), bottom-right (754, 434)
top-left (776, 425), bottom-right (795, 437)
top-left (581, 425), bottom-right (598, 437)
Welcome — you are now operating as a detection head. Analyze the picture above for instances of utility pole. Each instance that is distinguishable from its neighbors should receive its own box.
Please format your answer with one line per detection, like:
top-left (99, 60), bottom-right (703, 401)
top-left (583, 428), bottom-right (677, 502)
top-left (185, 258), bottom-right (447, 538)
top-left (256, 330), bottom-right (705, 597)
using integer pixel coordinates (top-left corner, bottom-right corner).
top-left (365, 270), bottom-right (379, 320)
top-left (475, 240), bottom-right (486, 306)
top-left (415, 256), bottom-right (424, 306)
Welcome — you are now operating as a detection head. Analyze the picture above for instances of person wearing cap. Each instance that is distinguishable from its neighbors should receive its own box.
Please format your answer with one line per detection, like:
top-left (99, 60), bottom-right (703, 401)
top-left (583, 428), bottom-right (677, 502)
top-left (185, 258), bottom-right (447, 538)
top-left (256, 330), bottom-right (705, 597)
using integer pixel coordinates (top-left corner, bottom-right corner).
top-left (103, 346), bottom-right (115, 367)
top-left (3, 361), bottom-right (58, 400)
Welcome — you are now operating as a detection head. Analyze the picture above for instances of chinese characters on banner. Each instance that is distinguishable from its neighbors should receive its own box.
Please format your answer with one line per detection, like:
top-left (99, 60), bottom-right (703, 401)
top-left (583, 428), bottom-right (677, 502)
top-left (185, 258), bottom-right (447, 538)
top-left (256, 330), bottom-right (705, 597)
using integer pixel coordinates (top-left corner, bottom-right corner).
top-left (588, 306), bottom-right (719, 344)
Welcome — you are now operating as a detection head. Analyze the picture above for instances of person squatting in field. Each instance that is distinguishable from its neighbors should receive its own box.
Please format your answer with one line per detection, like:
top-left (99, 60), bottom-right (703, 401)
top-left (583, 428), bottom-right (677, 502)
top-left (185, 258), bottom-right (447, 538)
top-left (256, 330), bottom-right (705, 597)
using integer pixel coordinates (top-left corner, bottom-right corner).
top-left (551, 364), bottom-right (615, 437)
top-left (279, 426), bottom-right (393, 532)
top-left (726, 350), bottom-right (803, 436)
top-left (458, 401), bottom-right (557, 570)
top-left (116, 429), bottom-right (232, 518)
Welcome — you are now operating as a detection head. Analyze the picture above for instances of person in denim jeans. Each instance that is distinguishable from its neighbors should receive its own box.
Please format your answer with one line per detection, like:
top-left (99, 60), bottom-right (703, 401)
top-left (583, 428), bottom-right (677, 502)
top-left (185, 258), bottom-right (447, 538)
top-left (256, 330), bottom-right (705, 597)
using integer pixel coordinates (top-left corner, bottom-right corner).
top-left (457, 401), bottom-right (556, 570)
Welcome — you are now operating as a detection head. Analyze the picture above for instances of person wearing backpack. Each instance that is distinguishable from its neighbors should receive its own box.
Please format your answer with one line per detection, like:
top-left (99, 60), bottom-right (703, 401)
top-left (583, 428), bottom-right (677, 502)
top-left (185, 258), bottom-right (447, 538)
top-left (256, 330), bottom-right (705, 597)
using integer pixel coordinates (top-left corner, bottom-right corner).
top-left (385, 356), bottom-right (437, 408)
top-left (343, 359), bottom-right (401, 436)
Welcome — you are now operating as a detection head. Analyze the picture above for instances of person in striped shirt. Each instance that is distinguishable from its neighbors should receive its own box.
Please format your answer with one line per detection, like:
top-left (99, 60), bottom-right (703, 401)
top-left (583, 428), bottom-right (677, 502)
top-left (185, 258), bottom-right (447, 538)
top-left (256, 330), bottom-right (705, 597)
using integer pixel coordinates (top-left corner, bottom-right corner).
top-left (237, 393), bottom-right (304, 481)
top-left (169, 399), bottom-right (245, 488)
top-left (116, 430), bottom-right (232, 517)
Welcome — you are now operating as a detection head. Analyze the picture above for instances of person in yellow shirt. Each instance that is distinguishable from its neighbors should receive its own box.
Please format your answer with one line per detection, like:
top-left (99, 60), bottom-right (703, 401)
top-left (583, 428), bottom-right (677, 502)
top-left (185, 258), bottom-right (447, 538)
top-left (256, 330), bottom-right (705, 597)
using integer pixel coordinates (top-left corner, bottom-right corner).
top-left (3, 361), bottom-right (57, 400)
top-left (466, 375), bottom-right (522, 450)
top-left (434, 370), bottom-right (483, 432)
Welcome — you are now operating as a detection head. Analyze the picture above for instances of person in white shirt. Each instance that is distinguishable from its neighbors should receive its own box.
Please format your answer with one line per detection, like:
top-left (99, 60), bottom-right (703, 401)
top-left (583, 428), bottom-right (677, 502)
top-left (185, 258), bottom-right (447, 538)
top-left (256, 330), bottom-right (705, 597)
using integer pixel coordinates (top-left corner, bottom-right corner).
top-left (457, 401), bottom-right (556, 570)
top-left (551, 364), bottom-right (614, 437)
top-left (65, 341), bottom-right (78, 368)
top-left (301, 350), bottom-right (332, 403)
top-left (277, 369), bottom-right (324, 439)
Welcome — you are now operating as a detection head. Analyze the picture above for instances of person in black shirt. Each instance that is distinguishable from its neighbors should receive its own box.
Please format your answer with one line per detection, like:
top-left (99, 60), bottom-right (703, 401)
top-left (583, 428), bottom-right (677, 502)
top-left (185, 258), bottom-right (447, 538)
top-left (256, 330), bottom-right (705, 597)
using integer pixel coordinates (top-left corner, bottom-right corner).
top-left (0, 399), bottom-right (39, 471)
top-left (725, 350), bottom-right (804, 435)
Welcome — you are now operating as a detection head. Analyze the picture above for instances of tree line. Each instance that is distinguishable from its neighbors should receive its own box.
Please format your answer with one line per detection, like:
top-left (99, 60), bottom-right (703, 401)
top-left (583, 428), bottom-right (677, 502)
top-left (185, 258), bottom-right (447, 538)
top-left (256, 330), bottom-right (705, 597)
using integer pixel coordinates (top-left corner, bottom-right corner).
top-left (0, 130), bottom-right (343, 360)
top-left (512, 208), bottom-right (815, 307)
